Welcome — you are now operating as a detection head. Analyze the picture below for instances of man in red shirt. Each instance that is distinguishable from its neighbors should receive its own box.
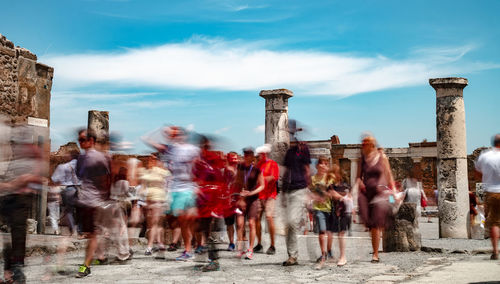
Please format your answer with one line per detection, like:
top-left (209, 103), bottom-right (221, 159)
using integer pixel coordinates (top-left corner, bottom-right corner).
top-left (254, 144), bottom-right (279, 255)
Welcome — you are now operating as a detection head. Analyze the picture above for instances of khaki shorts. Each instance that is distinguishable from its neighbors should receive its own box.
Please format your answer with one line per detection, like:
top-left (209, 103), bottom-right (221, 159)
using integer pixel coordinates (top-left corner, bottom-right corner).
top-left (486, 192), bottom-right (500, 228)
top-left (238, 198), bottom-right (262, 220)
top-left (260, 198), bottom-right (275, 218)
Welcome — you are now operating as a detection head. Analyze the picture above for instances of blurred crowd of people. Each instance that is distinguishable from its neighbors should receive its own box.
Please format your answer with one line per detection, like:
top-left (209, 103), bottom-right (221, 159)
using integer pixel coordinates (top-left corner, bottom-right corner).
top-left (1, 116), bottom-right (499, 282)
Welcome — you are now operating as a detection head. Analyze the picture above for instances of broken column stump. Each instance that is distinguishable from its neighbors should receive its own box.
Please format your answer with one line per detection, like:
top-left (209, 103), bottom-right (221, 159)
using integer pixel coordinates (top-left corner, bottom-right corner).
top-left (383, 203), bottom-right (421, 252)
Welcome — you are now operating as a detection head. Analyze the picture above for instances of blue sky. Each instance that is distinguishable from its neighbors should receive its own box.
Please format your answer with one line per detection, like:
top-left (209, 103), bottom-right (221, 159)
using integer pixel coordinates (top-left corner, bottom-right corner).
top-left (2, 0), bottom-right (499, 154)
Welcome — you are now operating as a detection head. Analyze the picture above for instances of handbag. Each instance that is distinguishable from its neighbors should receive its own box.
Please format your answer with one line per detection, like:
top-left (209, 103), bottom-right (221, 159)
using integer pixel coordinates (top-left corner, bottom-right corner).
top-left (420, 194), bottom-right (427, 207)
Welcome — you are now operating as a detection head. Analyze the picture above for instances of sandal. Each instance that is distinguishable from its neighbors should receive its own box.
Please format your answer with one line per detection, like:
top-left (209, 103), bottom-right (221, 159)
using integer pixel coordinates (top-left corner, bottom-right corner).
top-left (371, 258), bottom-right (380, 263)
top-left (337, 260), bottom-right (347, 267)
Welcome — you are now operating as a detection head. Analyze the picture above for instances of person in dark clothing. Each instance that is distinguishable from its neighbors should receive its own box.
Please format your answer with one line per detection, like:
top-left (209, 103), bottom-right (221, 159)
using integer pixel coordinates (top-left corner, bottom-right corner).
top-left (0, 124), bottom-right (43, 284)
top-left (281, 141), bottom-right (311, 266)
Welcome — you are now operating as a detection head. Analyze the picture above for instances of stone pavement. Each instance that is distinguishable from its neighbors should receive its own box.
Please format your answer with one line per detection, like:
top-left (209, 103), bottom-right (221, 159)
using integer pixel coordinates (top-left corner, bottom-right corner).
top-left (1, 217), bottom-right (498, 283)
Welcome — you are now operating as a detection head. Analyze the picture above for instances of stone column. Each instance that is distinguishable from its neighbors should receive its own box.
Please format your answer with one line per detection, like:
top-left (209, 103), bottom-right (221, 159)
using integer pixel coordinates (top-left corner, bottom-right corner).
top-left (260, 89), bottom-right (293, 236)
top-left (349, 158), bottom-right (359, 187)
top-left (259, 89), bottom-right (293, 164)
top-left (349, 158), bottom-right (360, 222)
top-left (429, 77), bottom-right (469, 238)
top-left (88, 110), bottom-right (109, 145)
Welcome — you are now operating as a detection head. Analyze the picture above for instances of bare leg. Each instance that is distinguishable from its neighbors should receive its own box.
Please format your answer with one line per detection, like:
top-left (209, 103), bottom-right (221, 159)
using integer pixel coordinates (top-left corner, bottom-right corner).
top-left (248, 218), bottom-right (257, 250)
top-left (318, 232), bottom-right (326, 255)
top-left (370, 228), bottom-right (381, 261)
top-left (266, 216), bottom-right (276, 247)
top-left (326, 231), bottom-right (333, 254)
top-left (179, 212), bottom-right (195, 253)
top-left (337, 231), bottom-right (346, 265)
top-left (147, 206), bottom-right (160, 250)
top-left (255, 213), bottom-right (262, 246)
top-left (236, 214), bottom-right (245, 252)
top-left (491, 226), bottom-right (499, 256)
top-left (84, 234), bottom-right (98, 267)
top-left (227, 224), bottom-right (235, 244)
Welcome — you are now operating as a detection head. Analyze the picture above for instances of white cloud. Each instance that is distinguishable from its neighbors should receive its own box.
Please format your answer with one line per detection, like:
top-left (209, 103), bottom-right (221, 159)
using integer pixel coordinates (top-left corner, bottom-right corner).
top-left (186, 124), bottom-right (195, 131)
top-left (254, 124), bottom-right (265, 133)
top-left (43, 38), bottom-right (499, 97)
top-left (215, 126), bottom-right (232, 134)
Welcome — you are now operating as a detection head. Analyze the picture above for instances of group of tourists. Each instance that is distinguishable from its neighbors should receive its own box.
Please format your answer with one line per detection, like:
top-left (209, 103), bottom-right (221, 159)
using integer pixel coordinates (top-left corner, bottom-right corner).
top-left (1, 115), bottom-right (500, 282)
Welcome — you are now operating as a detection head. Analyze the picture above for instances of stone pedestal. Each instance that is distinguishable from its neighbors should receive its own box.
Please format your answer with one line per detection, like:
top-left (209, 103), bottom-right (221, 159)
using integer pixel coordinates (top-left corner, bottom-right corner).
top-left (430, 77), bottom-right (469, 239)
top-left (259, 89), bottom-right (293, 164)
top-left (88, 110), bottom-right (109, 144)
top-left (383, 203), bottom-right (421, 252)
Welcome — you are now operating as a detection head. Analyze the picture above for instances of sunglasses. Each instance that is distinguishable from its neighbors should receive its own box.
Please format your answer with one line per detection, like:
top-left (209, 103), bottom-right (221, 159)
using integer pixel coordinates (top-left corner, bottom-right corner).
top-left (78, 138), bottom-right (87, 143)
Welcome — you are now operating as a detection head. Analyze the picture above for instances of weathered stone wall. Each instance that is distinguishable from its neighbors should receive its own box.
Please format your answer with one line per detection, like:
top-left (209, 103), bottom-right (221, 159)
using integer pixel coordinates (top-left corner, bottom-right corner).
top-left (310, 137), bottom-right (483, 208)
top-left (0, 34), bottom-right (53, 124)
top-left (467, 147), bottom-right (486, 191)
top-left (388, 157), bottom-right (413, 183)
top-left (0, 35), bottom-right (19, 118)
top-left (421, 157), bottom-right (438, 204)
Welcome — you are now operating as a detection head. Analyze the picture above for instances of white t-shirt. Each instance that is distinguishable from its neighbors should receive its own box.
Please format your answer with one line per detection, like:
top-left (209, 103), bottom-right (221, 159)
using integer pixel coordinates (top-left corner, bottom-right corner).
top-left (475, 148), bottom-right (500, 193)
top-left (163, 143), bottom-right (199, 192)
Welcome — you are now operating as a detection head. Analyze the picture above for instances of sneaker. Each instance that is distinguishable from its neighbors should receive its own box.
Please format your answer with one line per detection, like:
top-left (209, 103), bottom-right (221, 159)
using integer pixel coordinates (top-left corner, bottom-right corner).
top-left (91, 258), bottom-right (108, 265)
top-left (266, 246), bottom-right (276, 255)
top-left (201, 260), bottom-right (220, 272)
top-left (110, 257), bottom-right (130, 265)
top-left (175, 251), bottom-right (194, 261)
top-left (145, 248), bottom-right (152, 256)
top-left (315, 259), bottom-right (325, 270)
top-left (155, 249), bottom-right (165, 260)
top-left (327, 250), bottom-right (333, 259)
top-left (245, 249), bottom-right (253, 260)
top-left (128, 249), bottom-right (134, 260)
top-left (227, 243), bottom-right (236, 251)
top-left (236, 250), bottom-right (245, 259)
top-left (282, 257), bottom-right (298, 266)
top-left (195, 245), bottom-right (207, 254)
top-left (316, 255), bottom-right (324, 263)
top-left (11, 264), bottom-right (26, 283)
top-left (253, 243), bottom-right (263, 253)
top-left (167, 243), bottom-right (178, 252)
top-left (75, 265), bottom-right (91, 278)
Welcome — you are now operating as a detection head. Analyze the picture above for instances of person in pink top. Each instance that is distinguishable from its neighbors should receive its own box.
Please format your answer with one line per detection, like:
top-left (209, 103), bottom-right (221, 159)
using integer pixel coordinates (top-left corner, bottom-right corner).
top-left (254, 144), bottom-right (279, 255)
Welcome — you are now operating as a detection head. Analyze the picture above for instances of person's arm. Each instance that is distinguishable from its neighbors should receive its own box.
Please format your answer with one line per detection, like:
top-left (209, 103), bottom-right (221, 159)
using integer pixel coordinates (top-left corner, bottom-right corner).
top-left (265, 162), bottom-right (279, 184)
top-left (382, 154), bottom-right (396, 191)
top-left (245, 173), bottom-right (265, 197)
top-left (142, 136), bottom-right (167, 153)
top-left (0, 174), bottom-right (42, 193)
top-left (304, 164), bottom-right (311, 187)
top-left (329, 188), bottom-right (343, 200)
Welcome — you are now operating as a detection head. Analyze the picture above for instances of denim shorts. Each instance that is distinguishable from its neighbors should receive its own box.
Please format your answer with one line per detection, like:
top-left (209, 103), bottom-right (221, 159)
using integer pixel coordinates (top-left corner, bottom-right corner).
top-left (314, 210), bottom-right (333, 233)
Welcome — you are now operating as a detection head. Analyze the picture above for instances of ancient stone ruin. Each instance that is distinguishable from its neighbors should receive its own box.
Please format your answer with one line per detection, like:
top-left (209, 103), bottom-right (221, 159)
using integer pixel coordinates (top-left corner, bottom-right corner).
top-left (430, 77), bottom-right (469, 239)
top-left (0, 34), bottom-right (53, 126)
top-left (0, 34), bottom-right (54, 232)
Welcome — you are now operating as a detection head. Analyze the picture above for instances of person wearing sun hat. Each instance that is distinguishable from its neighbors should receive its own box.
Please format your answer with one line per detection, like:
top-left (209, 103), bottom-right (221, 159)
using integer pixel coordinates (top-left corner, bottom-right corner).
top-left (253, 144), bottom-right (279, 255)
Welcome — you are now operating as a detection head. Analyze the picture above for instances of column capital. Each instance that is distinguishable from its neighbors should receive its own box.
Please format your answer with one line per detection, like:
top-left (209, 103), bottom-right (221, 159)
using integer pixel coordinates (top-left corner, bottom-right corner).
top-left (259, 88), bottom-right (294, 100)
top-left (429, 77), bottom-right (468, 97)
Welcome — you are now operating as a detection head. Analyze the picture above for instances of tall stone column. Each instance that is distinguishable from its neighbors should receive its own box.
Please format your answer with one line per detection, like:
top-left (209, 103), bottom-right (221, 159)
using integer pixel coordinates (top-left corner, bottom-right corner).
top-left (88, 110), bottom-right (109, 145)
top-left (429, 77), bottom-right (469, 238)
top-left (260, 89), bottom-right (293, 236)
top-left (259, 89), bottom-right (293, 164)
